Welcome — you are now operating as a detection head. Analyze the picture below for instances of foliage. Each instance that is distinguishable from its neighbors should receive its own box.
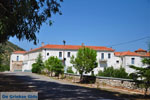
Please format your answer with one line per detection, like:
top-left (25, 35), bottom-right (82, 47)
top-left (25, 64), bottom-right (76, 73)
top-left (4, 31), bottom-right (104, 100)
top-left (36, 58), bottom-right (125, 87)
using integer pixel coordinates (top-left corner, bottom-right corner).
top-left (0, 46), bottom-right (10, 72)
top-left (0, 0), bottom-right (63, 44)
top-left (66, 67), bottom-right (74, 74)
top-left (142, 57), bottom-right (150, 65)
top-left (129, 57), bottom-right (150, 96)
top-left (0, 41), bottom-right (24, 66)
top-left (0, 65), bottom-right (9, 72)
top-left (70, 47), bottom-right (98, 81)
top-left (32, 53), bottom-right (44, 74)
top-left (97, 66), bottom-right (129, 79)
top-left (44, 56), bottom-right (64, 77)
top-left (0, 53), bottom-right (10, 72)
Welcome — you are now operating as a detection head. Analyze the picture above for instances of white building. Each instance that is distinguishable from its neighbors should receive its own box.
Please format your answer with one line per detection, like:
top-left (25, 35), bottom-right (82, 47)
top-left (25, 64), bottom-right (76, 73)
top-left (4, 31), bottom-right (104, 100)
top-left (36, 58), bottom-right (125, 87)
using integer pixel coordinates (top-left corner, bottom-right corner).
top-left (10, 44), bottom-right (150, 74)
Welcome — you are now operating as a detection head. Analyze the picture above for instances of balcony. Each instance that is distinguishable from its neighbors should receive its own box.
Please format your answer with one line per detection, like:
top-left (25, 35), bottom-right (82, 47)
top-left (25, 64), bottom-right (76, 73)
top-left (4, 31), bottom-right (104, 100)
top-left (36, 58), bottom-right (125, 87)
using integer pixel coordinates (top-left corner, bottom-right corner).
top-left (99, 59), bottom-right (107, 62)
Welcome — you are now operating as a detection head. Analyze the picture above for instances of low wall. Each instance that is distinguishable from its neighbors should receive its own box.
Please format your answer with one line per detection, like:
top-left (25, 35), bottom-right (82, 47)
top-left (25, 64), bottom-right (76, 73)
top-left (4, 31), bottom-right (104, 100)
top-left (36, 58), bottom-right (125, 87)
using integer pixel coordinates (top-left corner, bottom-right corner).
top-left (64, 73), bottom-right (150, 93)
top-left (96, 76), bottom-right (136, 89)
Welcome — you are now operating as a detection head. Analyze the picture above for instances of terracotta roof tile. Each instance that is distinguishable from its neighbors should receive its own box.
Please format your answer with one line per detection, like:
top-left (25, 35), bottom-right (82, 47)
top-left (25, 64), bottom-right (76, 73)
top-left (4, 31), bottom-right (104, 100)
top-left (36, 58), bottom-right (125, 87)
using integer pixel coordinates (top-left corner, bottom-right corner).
top-left (114, 52), bottom-right (122, 56)
top-left (13, 51), bottom-right (26, 54)
top-left (27, 44), bottom-right (114, 53)
top-left (135, 48), bottom-right (147, 52)
top-left (115, 51), bottom-right (140, 56)
top-left (140, 52), bottom-right (150, 57)
top-left (115, 51), bottom-right (150, 57)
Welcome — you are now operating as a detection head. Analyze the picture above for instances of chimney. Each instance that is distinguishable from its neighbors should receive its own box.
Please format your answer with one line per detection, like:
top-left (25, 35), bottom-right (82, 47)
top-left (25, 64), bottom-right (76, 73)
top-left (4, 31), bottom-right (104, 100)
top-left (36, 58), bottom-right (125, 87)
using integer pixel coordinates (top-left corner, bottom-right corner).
top-left (81, 43), bottom-right (84, 46)
top-left (42, 42), bottom-right (44, 47)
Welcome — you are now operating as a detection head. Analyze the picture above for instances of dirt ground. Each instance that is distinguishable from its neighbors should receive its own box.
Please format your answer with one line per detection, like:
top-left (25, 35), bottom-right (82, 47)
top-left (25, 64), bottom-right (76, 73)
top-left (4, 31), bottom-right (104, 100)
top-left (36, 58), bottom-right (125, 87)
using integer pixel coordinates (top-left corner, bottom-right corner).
top-left (0, 72), bottom-right (150, 100)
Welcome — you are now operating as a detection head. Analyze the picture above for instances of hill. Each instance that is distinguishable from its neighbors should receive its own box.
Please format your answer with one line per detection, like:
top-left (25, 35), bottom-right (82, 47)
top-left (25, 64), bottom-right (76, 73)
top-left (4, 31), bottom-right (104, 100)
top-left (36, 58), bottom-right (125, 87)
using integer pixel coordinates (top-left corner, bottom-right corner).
top-left (0, 41), bottom-right (24, 66)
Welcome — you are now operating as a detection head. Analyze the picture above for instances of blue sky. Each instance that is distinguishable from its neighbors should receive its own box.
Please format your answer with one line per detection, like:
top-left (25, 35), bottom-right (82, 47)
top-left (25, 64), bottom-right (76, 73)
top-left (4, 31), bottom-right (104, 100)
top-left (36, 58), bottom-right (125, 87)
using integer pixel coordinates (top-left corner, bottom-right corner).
top-left (9, 0), bottom-right (150, 52)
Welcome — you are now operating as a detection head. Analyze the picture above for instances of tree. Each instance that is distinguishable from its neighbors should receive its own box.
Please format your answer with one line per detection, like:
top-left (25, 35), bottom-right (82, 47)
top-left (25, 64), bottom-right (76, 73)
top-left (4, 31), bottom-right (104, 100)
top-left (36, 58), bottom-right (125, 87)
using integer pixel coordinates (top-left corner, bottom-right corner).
top-left (32, 53), bottom-right (44, 73)
top-left (70, 47), bottom-right (98, 81)
top-left (129, 57), bottom-right (150, 96)
top-left (44, 56), bottom-right (64, 77)
top-left (0, 0), bottom-right (63, 44)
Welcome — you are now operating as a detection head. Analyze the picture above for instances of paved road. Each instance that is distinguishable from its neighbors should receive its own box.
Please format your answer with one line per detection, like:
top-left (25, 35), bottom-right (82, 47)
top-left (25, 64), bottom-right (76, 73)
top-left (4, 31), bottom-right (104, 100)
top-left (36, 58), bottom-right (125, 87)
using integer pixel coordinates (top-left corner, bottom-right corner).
top-left (0, 72), bottom-right (134, 100)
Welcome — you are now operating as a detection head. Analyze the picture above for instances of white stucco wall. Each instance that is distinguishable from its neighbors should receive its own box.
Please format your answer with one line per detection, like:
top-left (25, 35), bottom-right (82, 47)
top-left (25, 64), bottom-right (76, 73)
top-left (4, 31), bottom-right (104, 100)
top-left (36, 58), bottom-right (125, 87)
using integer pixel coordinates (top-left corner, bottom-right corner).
top-left (10, 48), bottom-right (149, 74)
top-left (22, 50), bottom-right (43, 71)
top-left (122, 56), bottom-right (143, 73)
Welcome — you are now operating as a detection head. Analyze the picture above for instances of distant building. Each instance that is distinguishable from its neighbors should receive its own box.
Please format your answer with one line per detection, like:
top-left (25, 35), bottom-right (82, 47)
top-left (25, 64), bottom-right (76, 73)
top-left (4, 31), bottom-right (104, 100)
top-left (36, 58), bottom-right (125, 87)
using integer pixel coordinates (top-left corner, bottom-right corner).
top-left (10, 44), bottom-right (150, 74)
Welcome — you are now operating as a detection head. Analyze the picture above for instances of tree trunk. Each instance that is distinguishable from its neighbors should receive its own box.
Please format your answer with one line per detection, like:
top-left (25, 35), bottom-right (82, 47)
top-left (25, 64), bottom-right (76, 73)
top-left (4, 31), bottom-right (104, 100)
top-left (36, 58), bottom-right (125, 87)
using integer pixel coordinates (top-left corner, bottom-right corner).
top-left (80, 73), bottom-right (83, 82)
top-left (50, 71), bottom-right (53, 77)
top-left (144, 87), bottom-right (148, 97)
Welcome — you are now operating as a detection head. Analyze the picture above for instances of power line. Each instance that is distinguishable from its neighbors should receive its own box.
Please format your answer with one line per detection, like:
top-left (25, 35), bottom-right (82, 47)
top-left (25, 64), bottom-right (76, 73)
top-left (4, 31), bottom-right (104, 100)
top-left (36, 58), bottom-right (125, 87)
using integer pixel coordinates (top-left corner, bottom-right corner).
top-left (109, 36), bottom-right (150, 47)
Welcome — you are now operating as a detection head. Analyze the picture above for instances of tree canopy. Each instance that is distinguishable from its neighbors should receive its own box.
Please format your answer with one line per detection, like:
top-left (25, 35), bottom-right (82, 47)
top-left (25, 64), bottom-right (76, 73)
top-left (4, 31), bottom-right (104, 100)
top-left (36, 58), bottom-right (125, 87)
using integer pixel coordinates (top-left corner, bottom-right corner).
top-left (70, 47), bottom-right (98, 81)
top-left (0, 0), bottom-right (63, 44)
top-left (44, 56), bottom-right (64, 77)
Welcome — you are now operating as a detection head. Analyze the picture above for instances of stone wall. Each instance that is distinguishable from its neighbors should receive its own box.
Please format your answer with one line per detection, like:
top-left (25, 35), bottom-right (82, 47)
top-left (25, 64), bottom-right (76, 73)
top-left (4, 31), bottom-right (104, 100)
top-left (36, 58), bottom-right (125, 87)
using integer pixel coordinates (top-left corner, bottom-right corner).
top-left (11, 61), bottom-right (23, 72)
top-left (65, 73), bottom-right (150, 93)
top-left (96, 76), bottom-right (136, 89)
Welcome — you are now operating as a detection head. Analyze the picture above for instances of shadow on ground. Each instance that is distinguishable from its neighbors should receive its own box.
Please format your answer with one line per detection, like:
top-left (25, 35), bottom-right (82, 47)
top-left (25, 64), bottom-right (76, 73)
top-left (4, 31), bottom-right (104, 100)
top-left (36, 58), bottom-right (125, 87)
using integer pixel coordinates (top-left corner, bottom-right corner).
top-left (0, 72), bottom-right (149, 100)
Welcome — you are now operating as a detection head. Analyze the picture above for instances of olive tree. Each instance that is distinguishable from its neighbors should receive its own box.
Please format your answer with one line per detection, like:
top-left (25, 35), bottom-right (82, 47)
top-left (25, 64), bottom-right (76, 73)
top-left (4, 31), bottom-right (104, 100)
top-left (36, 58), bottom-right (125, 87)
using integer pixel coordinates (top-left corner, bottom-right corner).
top-left (44, 56), bottom-right (64, 77)
top-left (70, 47), bottom-right (98, 81)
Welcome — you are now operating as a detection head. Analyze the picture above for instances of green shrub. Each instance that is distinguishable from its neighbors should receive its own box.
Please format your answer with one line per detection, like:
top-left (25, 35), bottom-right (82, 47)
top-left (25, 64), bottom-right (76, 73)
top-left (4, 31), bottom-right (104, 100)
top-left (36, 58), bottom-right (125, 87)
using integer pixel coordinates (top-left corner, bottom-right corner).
top-left (0, 65), bottom-right (9, 72)
top-left (32, 53), bottom-right (44, 74)
top-left (32, 63), bottom-right (41, 73)
top-left (97, 66), bottom-right (129, 78)
top-left (67, 67), bottom-right (74, 74)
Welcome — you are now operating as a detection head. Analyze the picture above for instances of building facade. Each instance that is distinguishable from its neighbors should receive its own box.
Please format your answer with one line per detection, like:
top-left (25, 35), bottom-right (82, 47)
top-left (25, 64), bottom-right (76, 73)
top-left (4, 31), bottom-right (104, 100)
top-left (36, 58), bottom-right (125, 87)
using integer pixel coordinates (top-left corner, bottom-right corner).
top-left (10, 44), bottom-right (150, 74)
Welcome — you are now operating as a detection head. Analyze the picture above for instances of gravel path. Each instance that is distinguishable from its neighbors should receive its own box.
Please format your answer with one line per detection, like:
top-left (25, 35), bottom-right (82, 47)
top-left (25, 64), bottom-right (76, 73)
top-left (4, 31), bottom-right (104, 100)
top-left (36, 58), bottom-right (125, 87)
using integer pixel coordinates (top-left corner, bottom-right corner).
top-left (0, 72), bottom-right (147, 100)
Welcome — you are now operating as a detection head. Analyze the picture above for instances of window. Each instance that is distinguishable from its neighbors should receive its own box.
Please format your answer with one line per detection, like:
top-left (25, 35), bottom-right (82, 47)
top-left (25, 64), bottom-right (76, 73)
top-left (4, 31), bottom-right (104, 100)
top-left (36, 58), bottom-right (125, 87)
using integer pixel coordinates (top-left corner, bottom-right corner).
top-left (116, 60), bottom-right (119, 63)
top-left (16, 56), bottom-right (19, 61)
top-left (101, 53), bottom-right (104, 59)
top-left (108, 53), bottom-right (111, 59)
top-left (67, 52), bottom-right (71, 57)
top-left (59, 52), bottom-right (62, 57)
top-left (131, 58), bottom-right (135, 64)
top-left (47, 53), bottom-right (49, 56)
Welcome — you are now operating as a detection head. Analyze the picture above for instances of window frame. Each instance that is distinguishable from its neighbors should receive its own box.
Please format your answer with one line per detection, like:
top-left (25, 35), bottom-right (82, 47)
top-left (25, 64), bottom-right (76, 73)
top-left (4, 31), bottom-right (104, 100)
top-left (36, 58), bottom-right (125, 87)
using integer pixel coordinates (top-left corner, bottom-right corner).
top-left (108, 53), bottom-right (111, 59)
top-left (131, 58), bottom-right (135, 64)
top-left (59, 52), bottom-right (62, 58)
top-left (101, 53), bottom-right (104, 59)
top-left (47, 53), bottom-right (49, 56)
top-left (67, 52), bottom-right (71, 57)
top-left (16, 56), bottom-right (19, 61)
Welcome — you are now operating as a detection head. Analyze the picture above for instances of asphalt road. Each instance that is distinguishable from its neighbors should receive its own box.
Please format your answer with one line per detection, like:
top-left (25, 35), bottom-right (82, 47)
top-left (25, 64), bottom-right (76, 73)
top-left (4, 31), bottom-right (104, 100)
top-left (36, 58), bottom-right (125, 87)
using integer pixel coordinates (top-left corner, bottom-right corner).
top-left (0, 72), bottom-right (137, 100)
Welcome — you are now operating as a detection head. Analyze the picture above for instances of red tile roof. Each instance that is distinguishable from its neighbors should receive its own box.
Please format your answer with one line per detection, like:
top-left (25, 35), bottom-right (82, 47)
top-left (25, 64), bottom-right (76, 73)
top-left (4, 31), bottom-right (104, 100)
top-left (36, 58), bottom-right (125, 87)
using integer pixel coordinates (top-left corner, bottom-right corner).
top-left (121, 51), bottom-right (141, 56)
top-left (13, 51), bottom-right (26, 54)
top-left (114, 52), bottom-right (122, 56)
top-left (115, 51), bottom-right (150, 57)
top-left (140, 52), bottom-right (150, 57)
top-left (27, 44), bottom-right (114, 53)
top-left (135, 48), bottom-right (147, 52)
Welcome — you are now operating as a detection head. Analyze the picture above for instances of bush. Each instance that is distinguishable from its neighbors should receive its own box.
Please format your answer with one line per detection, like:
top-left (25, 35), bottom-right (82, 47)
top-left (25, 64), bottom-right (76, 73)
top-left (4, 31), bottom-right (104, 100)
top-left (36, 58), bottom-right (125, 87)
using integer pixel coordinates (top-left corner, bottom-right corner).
top-left (32, 53), bottom-right (44, 74)
top-left (67, 67), bottom-right (74, 74)
top-left (32, 63), bottom-right (41, 73)
top-left (0, 65), bottom-right (9, 72)
top-left (97, 66), bottom-right (129, 78)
